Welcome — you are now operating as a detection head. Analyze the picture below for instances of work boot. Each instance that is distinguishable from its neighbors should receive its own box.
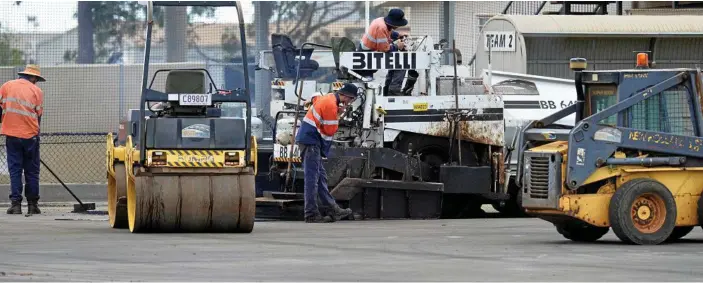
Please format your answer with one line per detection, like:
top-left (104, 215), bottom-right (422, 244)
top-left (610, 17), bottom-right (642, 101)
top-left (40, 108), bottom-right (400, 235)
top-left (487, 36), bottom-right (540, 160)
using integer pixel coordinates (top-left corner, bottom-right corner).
top-left (305, 214), bottom-right (333, 223)
top-left (6, 201), bottom-right (22, 215)
top-left (27, 199), bottom-right (40, 215)
top-left (401, 70), bottom-right (419, 96)
top-left (331, 205), bottom-right (352, 221)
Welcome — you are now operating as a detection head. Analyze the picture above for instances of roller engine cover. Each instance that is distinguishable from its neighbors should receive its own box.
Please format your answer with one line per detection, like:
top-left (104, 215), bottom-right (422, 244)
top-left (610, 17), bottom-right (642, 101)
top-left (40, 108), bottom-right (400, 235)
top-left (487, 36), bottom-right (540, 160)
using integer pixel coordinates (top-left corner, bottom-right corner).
top-left (145, 117), bottom-right (247, 149)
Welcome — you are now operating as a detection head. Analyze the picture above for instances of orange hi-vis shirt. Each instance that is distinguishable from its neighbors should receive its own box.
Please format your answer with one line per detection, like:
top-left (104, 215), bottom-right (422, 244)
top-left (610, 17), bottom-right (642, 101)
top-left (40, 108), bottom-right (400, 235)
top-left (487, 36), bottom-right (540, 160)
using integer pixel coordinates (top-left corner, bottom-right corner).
top-left (360, 17), bottom-right (395, 52)
top-left (0, 78), bottom-right (44, 139)
top-left (295, 93), bottom-right (341, 156)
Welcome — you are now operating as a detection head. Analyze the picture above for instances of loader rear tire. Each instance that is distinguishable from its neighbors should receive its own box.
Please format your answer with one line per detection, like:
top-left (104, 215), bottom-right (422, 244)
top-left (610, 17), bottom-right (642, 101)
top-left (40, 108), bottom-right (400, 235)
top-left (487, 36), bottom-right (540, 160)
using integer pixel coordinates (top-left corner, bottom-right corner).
top-left (609, 178), bottom-right (676, 245)
top-left (127, 172), bottom-right (256, 233)
top-left (555, 220), bottom-right (609, 242)
top-left (108, 163), bottom-right (128, 229)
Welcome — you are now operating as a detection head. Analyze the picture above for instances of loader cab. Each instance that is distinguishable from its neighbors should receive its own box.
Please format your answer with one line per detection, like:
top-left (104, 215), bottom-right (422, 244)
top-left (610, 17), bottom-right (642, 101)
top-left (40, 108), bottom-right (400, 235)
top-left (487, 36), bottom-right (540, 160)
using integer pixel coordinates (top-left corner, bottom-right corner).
top-left (574, 54), bottom-right (699, 138)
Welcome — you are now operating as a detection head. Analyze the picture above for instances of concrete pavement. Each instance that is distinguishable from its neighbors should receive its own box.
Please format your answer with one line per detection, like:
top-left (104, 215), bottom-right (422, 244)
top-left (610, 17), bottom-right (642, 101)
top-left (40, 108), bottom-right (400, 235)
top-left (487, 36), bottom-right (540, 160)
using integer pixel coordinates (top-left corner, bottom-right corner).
top-left (1, 204), bottom-right (703, 281)
top-left (0, 184), bottom-right (105, 203)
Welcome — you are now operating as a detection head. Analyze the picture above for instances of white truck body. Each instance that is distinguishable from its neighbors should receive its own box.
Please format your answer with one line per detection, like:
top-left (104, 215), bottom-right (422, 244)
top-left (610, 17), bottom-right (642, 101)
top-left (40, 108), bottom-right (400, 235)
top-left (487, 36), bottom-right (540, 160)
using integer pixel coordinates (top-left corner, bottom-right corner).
top-left (482, 69), bottom-right (578, 176)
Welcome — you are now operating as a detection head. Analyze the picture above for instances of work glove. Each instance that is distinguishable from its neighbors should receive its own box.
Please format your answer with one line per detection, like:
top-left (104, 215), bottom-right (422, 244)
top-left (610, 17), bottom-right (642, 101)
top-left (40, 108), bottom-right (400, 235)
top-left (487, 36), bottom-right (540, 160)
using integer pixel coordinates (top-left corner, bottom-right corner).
top-left (395, 40), bottom-right (406, 51)
top-left (337, 105), bottom-right (347, 119)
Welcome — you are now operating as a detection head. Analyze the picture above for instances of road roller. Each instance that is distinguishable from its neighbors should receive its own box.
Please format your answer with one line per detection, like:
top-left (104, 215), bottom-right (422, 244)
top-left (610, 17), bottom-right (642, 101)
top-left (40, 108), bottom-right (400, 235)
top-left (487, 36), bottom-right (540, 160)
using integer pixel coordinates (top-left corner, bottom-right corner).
top-left (106, 0), bottom-right (256, 233)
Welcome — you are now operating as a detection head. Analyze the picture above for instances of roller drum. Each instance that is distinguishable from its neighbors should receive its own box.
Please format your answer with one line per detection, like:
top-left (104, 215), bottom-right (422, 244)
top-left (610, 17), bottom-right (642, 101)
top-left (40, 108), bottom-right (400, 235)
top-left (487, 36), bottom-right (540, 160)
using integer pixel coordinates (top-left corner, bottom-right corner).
top-left (235, 173), bottom-right (256, 232)
top-left (127, 172), bottom-right (256, 233)
top-left (179, 176), bottom-right (212, 231)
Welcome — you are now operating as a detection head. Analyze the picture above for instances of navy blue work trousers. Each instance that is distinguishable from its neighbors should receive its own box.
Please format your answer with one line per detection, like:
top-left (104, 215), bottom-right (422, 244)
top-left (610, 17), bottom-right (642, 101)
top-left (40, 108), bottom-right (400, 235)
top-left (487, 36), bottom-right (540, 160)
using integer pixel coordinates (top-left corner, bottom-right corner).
top-left (6, 135), bottom-right (40, 202)
top-left (300, 144), bottom-right (336, 218)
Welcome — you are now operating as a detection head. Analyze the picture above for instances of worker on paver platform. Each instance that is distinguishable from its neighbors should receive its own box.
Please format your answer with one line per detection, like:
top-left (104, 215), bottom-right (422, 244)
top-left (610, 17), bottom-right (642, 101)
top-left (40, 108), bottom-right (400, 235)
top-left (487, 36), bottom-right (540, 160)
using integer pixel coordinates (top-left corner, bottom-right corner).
top-left (0, 64), bottom-right (45, 215)
top-left (295, 83), bottom-right (357, 223)
top-left (359, 8), bottom-right (416, 96)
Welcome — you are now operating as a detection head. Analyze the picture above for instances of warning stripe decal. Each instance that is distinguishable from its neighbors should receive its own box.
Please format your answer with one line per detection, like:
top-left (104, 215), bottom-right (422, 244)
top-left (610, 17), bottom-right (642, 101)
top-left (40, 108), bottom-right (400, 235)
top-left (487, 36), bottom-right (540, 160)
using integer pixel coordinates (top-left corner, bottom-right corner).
top-left (166, 150), bottom-right (223, 156)
top-left (166, 161), bottom-right (225, 167)
top-left (273, 157), bottom-right (302, 163)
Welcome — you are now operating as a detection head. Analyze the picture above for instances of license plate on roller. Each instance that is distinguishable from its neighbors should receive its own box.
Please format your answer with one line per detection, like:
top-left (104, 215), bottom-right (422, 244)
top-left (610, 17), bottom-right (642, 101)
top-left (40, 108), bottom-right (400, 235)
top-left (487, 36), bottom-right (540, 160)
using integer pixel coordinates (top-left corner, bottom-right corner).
top-left (177, 155), bottom-right (216, 163)
top-left (179, 93), bottom-right (211, 106)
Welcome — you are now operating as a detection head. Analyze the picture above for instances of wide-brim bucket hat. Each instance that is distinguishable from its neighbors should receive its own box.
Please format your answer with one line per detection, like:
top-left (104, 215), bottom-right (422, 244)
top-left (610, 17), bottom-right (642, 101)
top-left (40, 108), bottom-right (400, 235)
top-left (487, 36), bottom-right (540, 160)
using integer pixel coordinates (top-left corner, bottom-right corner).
top-left (384, 8), bottom-right (408, 27)
top-left (18, 64), bottom-right (46, 82)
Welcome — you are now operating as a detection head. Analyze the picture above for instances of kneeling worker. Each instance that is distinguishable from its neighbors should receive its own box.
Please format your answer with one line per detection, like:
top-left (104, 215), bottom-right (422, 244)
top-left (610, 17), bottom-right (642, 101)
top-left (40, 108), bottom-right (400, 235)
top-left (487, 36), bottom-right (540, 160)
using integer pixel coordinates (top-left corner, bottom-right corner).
top-left (0, 64), bottom-right (45, 215)
top-left (295, 83), bottom-right (357, 223)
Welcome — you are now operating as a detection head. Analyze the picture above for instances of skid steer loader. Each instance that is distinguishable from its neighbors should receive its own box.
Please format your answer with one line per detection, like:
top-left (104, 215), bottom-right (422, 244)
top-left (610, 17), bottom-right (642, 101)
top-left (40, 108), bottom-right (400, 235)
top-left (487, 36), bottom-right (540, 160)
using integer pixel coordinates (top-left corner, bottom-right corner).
top-left (517, 53), bottom-right (703, 245)
top-left (106, 1), bottom-right (256, 233)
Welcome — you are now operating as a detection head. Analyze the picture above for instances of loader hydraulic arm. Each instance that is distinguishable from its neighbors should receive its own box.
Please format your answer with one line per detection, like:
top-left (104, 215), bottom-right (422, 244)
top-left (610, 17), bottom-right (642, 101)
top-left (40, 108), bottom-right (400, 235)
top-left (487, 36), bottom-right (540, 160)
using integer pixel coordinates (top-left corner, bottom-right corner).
top-left (564, 70), bottom-right (703, 190)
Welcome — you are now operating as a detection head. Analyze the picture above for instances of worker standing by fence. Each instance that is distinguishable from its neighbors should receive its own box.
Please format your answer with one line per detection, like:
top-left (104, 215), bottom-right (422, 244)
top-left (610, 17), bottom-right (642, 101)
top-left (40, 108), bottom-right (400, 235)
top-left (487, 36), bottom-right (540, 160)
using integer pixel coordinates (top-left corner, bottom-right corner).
top-left (295, 83), bottom-right (357, 223)
top-left (0, 64), bottom-right (45, 215)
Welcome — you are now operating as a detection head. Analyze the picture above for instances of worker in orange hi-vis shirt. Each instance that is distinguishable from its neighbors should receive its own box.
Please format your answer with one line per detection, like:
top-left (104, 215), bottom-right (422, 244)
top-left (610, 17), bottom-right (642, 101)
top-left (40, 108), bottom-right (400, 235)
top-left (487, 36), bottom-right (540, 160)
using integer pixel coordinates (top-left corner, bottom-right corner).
top-left (0, 64), bottom-right (45, 215)
top-left (295, 83), bottom-right (357, 223)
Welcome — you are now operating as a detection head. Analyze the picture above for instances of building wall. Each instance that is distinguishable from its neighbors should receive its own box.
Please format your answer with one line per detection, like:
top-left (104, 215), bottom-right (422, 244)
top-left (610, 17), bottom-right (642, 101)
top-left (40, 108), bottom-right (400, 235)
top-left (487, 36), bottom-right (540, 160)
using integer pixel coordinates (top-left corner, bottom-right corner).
top-left (36, 29), bottom-right (78, 66)
top-left (524, 36), bottom-right (703, 79)
top-left (410, 2), bottom-right (445, 44)
top-left (472, 13), bottom-right (703, 80)
top-left (454, 1), bottom-right (532, 75)
top-left (525, 37), bottom-right (653, 78)
top-left (655, 37), bottom-right (703, 68)
top-left (455, 1), bottom-right (637, 76)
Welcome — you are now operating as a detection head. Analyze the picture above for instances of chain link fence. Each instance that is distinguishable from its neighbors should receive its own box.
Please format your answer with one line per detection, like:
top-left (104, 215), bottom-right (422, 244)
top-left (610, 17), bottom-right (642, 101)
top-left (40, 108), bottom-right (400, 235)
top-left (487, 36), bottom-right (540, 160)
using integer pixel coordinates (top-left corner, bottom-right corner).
top-left (0, 1), bottom-right (700, 188)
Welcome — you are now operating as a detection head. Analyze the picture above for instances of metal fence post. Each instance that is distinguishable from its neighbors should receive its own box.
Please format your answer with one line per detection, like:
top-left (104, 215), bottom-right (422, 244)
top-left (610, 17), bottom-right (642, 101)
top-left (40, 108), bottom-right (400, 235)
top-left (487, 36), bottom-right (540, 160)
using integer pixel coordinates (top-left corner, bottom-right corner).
top-left (443, 1), bottom-right (455, 65)
top-left (118, 62), bottom-right (124, 134)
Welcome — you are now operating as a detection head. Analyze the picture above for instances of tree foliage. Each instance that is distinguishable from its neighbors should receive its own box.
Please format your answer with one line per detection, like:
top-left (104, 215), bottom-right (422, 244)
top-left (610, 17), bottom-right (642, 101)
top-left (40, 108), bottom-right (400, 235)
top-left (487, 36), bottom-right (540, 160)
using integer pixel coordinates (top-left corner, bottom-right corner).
top-left (0, 3), bottom-right (25, 66)
top-left (72, 1), bottom-right (215, 64)
top-left (0, 31), bottom-right (24, 66)
top-left (272, 1), bottom-right (369, 44)
top-left (0, 1), bottom-right (24, 66)
top-left (222, 1), bottom-right (384, 62)
top-left (220, 25), bottom-right (256, 62)
top-left (73, 1), bottom-right (384, 64)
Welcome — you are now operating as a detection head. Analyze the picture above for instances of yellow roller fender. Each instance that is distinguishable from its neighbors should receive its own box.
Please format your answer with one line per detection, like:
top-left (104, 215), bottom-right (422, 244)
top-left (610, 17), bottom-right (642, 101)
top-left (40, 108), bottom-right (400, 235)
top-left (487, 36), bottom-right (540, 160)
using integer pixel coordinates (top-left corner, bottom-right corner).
top-left (106, 133), bottom-right (128, 229)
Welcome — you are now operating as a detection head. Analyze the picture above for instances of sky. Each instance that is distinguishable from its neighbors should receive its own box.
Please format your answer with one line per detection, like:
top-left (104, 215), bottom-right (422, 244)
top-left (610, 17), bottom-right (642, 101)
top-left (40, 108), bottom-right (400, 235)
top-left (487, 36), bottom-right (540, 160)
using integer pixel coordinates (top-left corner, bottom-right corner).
top-left (0, 0), bottom-right (256, 34)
